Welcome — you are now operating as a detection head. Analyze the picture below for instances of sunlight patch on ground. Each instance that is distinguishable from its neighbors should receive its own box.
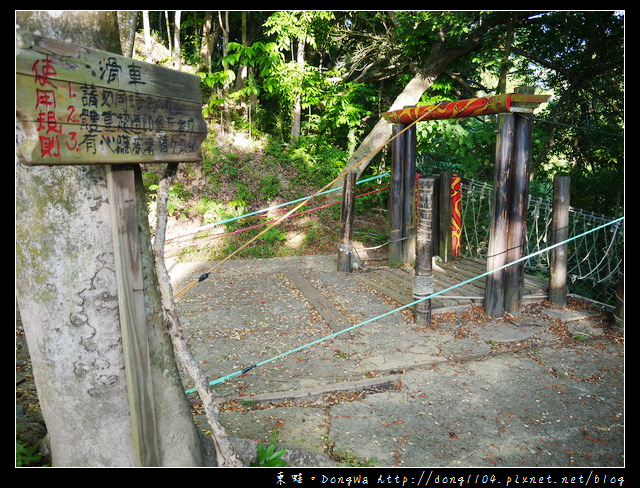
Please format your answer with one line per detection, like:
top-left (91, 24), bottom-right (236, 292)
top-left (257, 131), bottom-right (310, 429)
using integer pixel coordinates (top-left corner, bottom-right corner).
top-left (285, 230), bottom-right (307, 249)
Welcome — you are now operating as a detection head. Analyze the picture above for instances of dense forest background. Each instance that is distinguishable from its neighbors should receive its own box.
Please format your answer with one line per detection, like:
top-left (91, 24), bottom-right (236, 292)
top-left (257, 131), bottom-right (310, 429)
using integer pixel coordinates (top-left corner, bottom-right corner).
top-left (135, 11), bottom-right (624, 261)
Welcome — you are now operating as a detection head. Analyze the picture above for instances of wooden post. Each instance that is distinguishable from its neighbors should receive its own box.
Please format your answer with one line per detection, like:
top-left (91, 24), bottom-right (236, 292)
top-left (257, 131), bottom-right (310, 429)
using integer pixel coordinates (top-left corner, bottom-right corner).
top-left (338, 170), bottom-right (357, 272)
top-left (438, 172), bottom-right (454, 262)
top-left (549, 174), bottom-right (570, 306)
top-left (504, 109), bottom-right (533, 313)
top-left (389, 124), bottom-right (404, 265)
top-left (613, 257), bottom-right (624, 333)
top-left (414, 178), bottom-right (435, 326)
top-left (106, 165), bottom-right (160, 466)
top-left (402, 123), bottom-right (417, 263)
top-left (485, 114), bottom-right (515, 316)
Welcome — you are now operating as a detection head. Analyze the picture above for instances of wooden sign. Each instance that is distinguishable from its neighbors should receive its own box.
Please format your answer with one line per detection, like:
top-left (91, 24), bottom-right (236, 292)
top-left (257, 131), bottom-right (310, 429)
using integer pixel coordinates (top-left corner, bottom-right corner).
top-left (16, 31), bottom-right (207, 165)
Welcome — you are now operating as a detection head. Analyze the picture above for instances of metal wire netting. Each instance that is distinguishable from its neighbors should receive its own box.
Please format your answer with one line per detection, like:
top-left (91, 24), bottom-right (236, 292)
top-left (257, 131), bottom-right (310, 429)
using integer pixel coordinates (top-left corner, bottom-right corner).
top-left (458, 178), bottom-right (624, 307)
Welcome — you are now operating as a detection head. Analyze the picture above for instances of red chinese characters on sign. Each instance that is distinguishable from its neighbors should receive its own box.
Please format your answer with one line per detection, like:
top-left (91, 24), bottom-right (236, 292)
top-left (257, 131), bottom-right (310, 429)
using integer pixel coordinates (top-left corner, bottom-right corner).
top-left (32, 55), bottom-right (61, 159)
top-left (28, 54), bottom-right (199, 162)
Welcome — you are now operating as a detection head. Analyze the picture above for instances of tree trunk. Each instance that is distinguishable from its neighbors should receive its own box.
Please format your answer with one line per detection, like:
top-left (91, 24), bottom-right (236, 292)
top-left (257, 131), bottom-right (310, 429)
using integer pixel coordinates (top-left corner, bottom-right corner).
top-left (218, 10), bottom-right (231, 130)
top-left (165, 11), bottom-right (173, 57)
top-left (332, 15), bottom-right (510, 189)
top-left (117, 11), bottom-right (138, 58)
top-left (290, 37), bottom-right (305, 143)
top-left (200, 11), bottom-right (214, 73)
top-left (15, 11), bottom-right (205, 467)
top-left (143, 11), bottom-right (152, 51)
top-left (331, 71), bottom-right (440, 188)
top-left (173, 11), bottom-right (182, 70)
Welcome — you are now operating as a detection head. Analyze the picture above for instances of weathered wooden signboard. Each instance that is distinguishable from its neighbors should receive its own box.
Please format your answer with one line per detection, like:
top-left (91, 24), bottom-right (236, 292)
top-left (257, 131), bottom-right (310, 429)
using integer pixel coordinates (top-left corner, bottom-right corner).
top-left (16, 31), bottom-right (207, 165)
top-left (16, 30), bottom-right (209, 465)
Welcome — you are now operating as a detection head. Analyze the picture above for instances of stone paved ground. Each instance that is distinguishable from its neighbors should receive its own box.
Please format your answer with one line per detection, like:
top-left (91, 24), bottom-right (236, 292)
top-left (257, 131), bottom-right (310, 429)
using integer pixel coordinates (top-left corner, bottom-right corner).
top-left (171, 255), bottom-right (625, 468)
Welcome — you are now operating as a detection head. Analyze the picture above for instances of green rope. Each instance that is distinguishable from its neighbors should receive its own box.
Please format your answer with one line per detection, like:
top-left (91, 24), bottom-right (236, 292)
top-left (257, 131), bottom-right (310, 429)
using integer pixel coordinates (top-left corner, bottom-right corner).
top-left (185, 216), bottom-right (623, 394)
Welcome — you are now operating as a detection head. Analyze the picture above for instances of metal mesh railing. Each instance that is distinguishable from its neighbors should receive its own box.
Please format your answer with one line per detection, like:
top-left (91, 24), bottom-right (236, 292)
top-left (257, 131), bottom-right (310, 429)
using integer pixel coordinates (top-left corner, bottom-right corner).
top-left (459, 177), bottom-right (624, 307)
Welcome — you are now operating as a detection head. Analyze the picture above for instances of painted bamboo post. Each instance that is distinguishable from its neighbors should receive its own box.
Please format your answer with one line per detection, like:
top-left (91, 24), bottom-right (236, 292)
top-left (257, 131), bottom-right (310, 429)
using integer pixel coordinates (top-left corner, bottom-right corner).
top-left (389, 124), bottom-right (404, 265)
top-left (485, 114), bottom-right (516, 316)
top-left (402, 122), bottom-right (417, 263)
top-left (450, 174), bottom-right (463, 258)
top-left (438, 172), bottom-right (454, 262)
top-left (549, 174), bottom-right (570, 306)
top-left (414, 177), bottom-right (435, 326)
top-left (337, 170), bottom-right (357, 272)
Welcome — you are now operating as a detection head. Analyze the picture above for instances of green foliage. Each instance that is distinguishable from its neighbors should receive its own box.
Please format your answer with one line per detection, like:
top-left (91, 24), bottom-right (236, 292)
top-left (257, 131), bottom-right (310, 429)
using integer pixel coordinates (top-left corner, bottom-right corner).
top-left (144, 10), bottom-right (623, 219)
top-left (259, 174), bottom-right (280, 200)
top-left (416, 116), bottom-right (496, 180)
top-left (16, 429), bottom-right (43, 467)
top-left (286, 137), bottom-right (347, 187)
top-left (263, 11), bottom-right (335, 50)
top-left (146, 181), bottom-right (192, 218)
top-left (251, 432), bottom-right (288, 467)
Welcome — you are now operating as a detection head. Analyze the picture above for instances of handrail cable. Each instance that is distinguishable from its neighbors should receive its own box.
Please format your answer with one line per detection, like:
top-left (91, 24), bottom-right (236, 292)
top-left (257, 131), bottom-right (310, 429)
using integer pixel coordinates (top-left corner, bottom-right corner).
top-left (165, 172), bottom-right (390, 243)
top-left (184, 216), bottom-right (624, 393)
top-left (174, 111), bottom-right (432, 300)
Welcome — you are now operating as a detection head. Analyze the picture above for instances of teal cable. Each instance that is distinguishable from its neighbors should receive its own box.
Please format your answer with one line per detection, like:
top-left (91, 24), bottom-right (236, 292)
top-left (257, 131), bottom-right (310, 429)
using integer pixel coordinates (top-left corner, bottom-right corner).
top-left (185, 216), bottom-right (623, 394)
top-left (170, 172), bottom-right (390, 238)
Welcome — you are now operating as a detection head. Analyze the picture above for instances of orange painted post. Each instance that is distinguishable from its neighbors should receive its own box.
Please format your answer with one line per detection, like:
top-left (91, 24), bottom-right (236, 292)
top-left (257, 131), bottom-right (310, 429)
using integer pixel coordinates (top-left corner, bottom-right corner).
top-left (450, 175), bottom-right (462, 258)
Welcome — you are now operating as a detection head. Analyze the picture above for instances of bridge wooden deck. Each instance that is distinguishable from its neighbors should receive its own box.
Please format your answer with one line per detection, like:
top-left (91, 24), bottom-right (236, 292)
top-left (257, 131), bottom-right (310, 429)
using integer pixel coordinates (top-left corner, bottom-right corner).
top-left (356, 257), bottom-right (548, 311)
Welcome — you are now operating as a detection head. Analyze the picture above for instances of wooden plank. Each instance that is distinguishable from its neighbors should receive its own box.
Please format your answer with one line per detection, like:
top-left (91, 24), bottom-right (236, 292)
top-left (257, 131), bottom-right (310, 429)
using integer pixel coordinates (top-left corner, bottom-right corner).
top-left (357, 270), bottom-right (413, 306)
top-left (16, 31), bottom-right (206, 166)
top-left (382, 268), bottom-right (413, 289)
top-left (446, 258), bottom-right (547, 296)
top-left (106, 166), bottom-right (159, 466)
top-left (359, 267), bottom-right (464, 308)
top-left (435, 260), bottom-right (486, 293)
top-left (433, 270), bottom-right (481, 299)
top-left (358, 258), bottom-right (547, 312)
top-left (463, 257), bottom-right (547, 295)
top-left (284, 269), bottom-right (353, 337)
